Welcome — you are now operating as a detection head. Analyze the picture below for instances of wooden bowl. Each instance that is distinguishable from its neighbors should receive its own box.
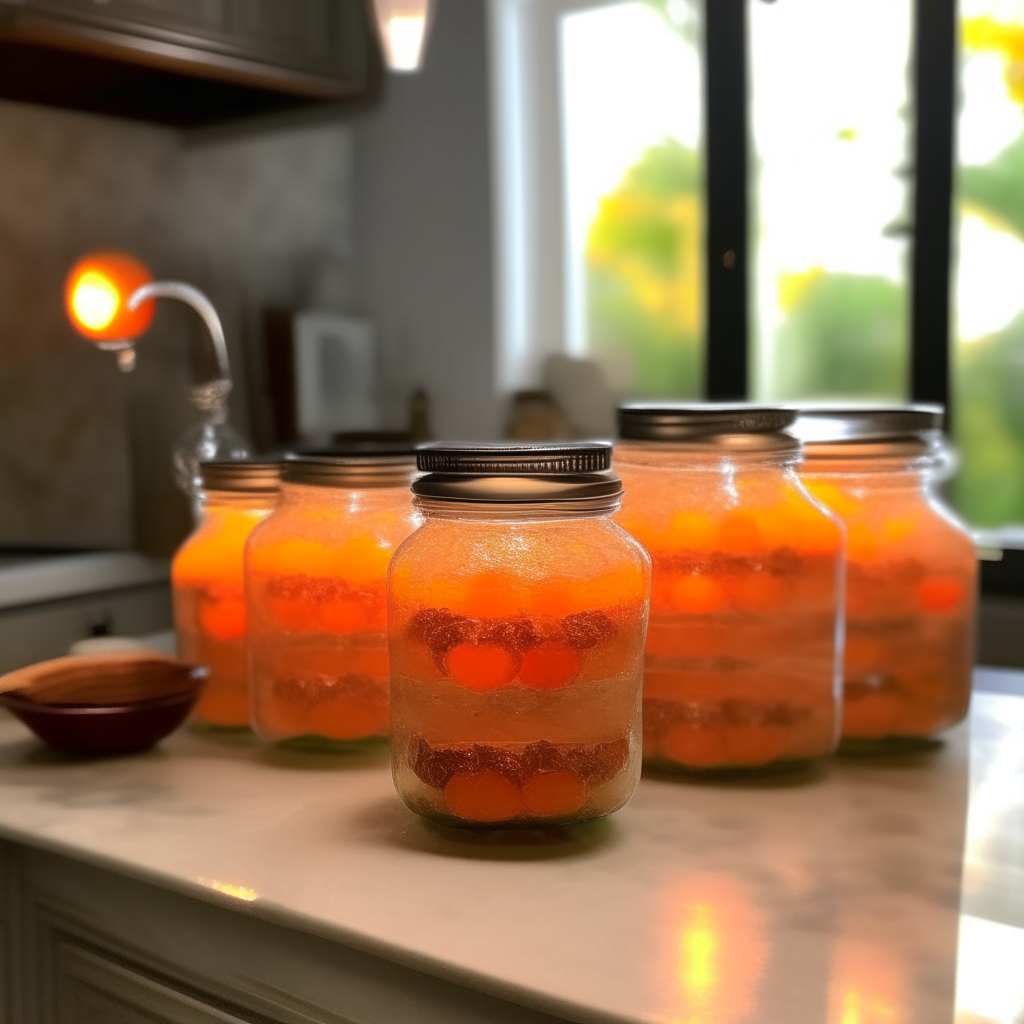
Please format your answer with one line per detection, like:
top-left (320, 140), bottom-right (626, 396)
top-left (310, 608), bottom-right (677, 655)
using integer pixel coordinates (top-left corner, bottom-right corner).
top-left (0, 653), bottom-right (207, 757)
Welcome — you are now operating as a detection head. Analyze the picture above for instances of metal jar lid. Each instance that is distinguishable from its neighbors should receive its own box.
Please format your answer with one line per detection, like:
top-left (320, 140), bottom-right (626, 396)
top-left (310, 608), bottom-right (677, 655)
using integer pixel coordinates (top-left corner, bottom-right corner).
top-left (789, 404), bottom-right (944, 445)
top-left (282, 446), bottom-right (417, 489)
top-left (413, 442), bottom-right (621, 505)
top-left (618, 403), bottom-right (799, 451)
top-left (200, 459), bottom-right (281, 493)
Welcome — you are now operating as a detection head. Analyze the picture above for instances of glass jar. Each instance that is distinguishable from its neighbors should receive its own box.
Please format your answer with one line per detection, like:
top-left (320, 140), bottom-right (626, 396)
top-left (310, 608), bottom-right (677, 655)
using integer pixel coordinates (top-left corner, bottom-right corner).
top-left (614, 405), bottom-right (845, 772)
top-left (246, 451), bottom-right (419, 748)
top-left (389, 443), bottom-right (650, 828)
top-left (794, 406), bottom-right (977, 748)
top-left (172, 460), bottom-right (280, 728)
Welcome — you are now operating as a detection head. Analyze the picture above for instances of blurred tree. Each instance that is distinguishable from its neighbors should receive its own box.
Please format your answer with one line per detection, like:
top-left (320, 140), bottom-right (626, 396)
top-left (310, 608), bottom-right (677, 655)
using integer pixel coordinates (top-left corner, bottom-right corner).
top-left (772, 269), bottom-right (905, 398)
top-left (586, 138), bottom-right (703, 396)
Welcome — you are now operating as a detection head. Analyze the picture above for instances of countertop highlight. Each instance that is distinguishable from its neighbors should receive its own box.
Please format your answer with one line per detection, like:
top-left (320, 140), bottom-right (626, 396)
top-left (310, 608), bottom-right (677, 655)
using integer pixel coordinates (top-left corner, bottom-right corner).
top-left (0, 671), bottom-right (1019, 1024)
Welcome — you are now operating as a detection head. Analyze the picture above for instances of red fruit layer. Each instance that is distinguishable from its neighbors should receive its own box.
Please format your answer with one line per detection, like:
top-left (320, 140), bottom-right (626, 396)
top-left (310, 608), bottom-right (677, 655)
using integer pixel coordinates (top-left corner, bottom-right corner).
top-left (643, 697), bottom-right (808, 739)
top-left (409, 734), bottom-right (629, 791)
top-left (407, 607), bottom-right (617, 659)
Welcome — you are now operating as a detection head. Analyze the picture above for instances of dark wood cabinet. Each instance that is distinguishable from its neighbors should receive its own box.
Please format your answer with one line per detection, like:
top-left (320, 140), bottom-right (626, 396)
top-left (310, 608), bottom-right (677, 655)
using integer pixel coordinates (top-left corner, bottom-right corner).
top-left (0, 0), bottom-right (376, 128)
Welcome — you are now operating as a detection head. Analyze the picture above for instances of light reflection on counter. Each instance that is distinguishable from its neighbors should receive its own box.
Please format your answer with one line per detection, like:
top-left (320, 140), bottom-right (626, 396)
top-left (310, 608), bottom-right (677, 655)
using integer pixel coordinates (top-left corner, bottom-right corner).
top-left (827, 938), bottom-right (905, 1024)
top-left (665, 874), bottom-right (767, 1024)
top-left (198, 878), bottom-right (259, 901)
top-left (955, 916), bottom-right (1024, 1024)
top-left (954, 686), bottom-right (1024, 1024)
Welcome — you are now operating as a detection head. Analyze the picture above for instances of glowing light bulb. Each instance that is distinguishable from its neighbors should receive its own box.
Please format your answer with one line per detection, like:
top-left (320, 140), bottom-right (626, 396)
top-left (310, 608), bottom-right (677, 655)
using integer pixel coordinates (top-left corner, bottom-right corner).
top-left (64, 251), bottom-right (155, 342)
top-left (372, 0), bottom-right (435, 72)
top-left (71, 271), bottom-right (120, 331)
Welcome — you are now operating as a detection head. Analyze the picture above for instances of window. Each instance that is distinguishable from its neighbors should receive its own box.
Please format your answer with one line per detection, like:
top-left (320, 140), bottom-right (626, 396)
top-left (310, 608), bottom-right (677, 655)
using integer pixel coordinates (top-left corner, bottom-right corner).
top-left (953, 0), bottom-right (1024, 527)
top-left (749, 0), bottom-right (914, 403)
top-left (561, 1), bottom-right (704, 396)
top-left (494, 0), bottom-right (1024, 538)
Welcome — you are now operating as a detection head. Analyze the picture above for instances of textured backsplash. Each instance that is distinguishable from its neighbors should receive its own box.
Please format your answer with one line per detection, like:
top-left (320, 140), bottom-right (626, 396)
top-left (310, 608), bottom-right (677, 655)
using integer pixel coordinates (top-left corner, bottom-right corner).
top-left (0, 101), bottom-right (353, 553)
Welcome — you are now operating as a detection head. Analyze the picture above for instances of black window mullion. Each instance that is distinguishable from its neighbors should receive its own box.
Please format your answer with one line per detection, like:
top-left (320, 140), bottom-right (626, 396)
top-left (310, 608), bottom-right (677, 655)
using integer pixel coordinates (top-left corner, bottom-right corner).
top-left (910, 0), bottom-right (957, 419)
top-left (704, 0), bottom-right (749, 401)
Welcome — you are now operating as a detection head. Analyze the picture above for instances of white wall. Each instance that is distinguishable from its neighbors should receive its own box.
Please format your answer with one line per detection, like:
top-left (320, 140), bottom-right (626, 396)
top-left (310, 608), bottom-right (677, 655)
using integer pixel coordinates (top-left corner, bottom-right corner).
top-left (353, 0), bottom-right (500, 441)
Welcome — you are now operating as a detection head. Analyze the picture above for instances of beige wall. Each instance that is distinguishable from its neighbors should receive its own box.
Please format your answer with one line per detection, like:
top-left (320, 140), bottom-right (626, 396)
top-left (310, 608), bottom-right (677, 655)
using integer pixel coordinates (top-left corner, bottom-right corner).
top-left (0, 101), bottom-right (353, 553)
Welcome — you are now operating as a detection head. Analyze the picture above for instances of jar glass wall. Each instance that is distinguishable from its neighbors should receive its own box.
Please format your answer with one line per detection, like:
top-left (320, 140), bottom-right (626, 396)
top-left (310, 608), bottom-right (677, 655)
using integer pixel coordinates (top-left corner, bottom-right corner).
top-left (614, 405), bottom-right (845, 772)
top-left (795, 408), bottom-right (977, 747)
top-left (246, 454), bottom-right (419, 749)
top-left (172, 461), bottom-right (280, 729)
top-left (389, 443), bottom-right (651, 828)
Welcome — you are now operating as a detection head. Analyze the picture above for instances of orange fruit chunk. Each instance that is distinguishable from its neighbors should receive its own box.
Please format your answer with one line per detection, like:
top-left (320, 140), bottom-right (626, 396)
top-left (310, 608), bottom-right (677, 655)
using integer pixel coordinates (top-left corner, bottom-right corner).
top-left (316, 599), bottom-right (370, 634)
top-left (518, 642), bottom-right (581, 690)
top-left (663, 723), bottom-right (729, 767)
top-left (198, 597), bottom-right (246, 641)
top-left (918, 576), bottom-right (965, 613)
top-left (444, 771), bottom-right (522, 822)
top-left (521, 771), bottom-right (587, 817)
top-left (446, 643), bottom-right (517, 691)
top-left (309, 697), bottom-right (388, 740)
top-left (670, 574), bottom-right (727, 614)
top-left (717, 512), bottom-right (763, 554)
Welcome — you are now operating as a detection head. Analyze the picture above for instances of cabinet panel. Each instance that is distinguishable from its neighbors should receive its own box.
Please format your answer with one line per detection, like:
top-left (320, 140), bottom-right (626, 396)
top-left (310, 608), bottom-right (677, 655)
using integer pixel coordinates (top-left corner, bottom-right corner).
top-left (56, 942), bottom-right (245, 1024)
top-left (19, 0), bottom-right (230, 39)
top-left (4, 845), bottom-right (573, 1024)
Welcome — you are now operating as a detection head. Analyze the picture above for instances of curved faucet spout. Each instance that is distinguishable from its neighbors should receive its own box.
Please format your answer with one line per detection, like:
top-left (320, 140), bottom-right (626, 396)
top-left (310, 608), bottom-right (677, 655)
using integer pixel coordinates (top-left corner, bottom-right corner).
top-left (128, 281), bottom-right (232, 385)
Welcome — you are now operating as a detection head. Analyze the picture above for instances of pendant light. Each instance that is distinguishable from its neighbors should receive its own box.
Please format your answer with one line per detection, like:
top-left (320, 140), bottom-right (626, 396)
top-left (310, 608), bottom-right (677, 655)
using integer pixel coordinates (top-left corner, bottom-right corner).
top-left (372, 0), bottom-right (435, 73)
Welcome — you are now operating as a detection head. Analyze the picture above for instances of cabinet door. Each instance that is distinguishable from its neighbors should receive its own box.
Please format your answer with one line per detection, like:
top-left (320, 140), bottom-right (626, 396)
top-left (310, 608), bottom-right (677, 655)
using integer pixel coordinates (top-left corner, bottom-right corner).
top-left (15, 0), bottom-right (231, 41)
top-left (56, 941), bottom-right (248, 1024)
top-left (13, 0), bottom-right (365, 78)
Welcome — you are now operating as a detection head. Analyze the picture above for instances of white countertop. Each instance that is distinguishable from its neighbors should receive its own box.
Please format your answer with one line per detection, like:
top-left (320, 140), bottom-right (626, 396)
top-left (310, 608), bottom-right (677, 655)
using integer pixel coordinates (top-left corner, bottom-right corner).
top-left (0, 670), bottom-right (1020, 1024)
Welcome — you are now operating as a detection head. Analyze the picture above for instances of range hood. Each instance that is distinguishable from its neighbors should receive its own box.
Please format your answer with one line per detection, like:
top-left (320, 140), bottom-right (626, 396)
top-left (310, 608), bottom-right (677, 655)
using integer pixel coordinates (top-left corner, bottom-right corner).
top-left (0, 0), bottom-right (377, 128)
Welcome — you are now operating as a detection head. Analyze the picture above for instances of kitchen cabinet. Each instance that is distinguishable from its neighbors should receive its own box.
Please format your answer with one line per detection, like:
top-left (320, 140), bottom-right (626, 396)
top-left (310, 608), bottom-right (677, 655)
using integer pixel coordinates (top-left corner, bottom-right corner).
top-left (0, 0), bottom-right (376, 128)
top-left (0, 844), bottom-right (560, 1024)
top-left (0, 683), bottom-right (1014, 1024)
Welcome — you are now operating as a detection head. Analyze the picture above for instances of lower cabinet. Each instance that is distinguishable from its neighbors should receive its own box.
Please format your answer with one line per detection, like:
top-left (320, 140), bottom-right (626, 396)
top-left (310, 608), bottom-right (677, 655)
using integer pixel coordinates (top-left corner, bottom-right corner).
top-left (0, 842), bottom-right (567, 1024)
top-left (55, 943), bottom-right (247, 1024)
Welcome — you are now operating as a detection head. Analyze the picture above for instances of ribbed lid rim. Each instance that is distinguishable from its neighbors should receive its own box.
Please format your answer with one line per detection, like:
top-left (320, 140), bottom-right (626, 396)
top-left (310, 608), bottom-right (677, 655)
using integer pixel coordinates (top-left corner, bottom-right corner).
top-left (618, 403), bottom-right (796, 440)
top-left (416, 442), bottom-right (612, 475)
top-left (200, 459), bottom-right (281, 493)
top-left (282, 452), bottom-right (416, 487)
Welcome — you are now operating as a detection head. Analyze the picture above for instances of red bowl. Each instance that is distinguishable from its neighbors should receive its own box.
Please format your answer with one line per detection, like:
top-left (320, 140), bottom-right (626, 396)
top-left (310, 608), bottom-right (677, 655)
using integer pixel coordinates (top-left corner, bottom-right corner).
top-left (0, 664), bottom-right (206, 757)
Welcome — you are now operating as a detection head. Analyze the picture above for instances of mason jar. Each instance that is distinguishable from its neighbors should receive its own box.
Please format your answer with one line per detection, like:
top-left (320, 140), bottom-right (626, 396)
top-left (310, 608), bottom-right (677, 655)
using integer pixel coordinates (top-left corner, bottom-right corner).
top-left (246, 450), bottom-right (419, 748)
top-left (794, 406), bottom-right (976, 749)
top-left (389, 443), bottom-right (650, 827)
top-left (172, 460), bottom-right (280, 728)
top-left (614, 405), bottom-right (845, 772)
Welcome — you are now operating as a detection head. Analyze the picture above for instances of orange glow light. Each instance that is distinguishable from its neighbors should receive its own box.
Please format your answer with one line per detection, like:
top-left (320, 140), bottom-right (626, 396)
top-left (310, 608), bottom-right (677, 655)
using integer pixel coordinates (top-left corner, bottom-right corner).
top-left (64, 251), bottom-right (155, 341)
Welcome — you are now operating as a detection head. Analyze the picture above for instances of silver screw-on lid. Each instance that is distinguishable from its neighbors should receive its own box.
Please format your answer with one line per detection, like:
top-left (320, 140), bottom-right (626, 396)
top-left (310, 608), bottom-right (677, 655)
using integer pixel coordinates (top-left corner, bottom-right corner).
top-left (618, 403), bottom-right (796, 442)
top-left (282, 447), bottom-right (416, 489)
top-left (412, 442), bottom-right (620, 504)
top-left (200, 459), bottom-right (280, 493)
top-left (789, 404), bottom-right (944, 444)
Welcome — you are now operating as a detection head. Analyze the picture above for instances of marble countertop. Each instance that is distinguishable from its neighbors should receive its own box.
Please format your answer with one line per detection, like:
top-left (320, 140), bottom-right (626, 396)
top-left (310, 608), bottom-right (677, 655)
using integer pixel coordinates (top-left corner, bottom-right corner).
top-left (0, 671), bottom-right (1020, 1024)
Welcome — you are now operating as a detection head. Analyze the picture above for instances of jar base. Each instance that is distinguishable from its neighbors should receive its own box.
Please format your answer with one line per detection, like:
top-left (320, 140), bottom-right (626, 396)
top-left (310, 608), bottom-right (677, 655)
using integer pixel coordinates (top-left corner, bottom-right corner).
top-left (838, 735), bottom-right (945, 756)
top-left (277, 733), bottom-right (389, 754)
top-left (642, 755), bottom-right (823, 782)
top-left (406, 801), bottom-right (616, 831)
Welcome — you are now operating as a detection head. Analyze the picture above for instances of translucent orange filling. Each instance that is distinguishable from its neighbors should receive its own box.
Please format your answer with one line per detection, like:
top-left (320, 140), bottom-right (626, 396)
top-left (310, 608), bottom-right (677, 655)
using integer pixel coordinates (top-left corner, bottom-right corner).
top-left (173, 505), bottom-right (270, 728)
top-left (801, 476), bottom-right (975, 741)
